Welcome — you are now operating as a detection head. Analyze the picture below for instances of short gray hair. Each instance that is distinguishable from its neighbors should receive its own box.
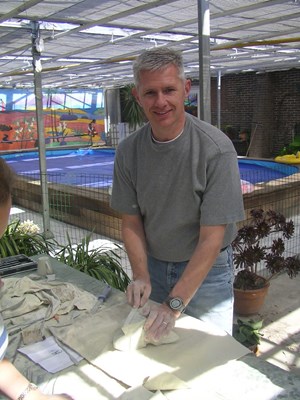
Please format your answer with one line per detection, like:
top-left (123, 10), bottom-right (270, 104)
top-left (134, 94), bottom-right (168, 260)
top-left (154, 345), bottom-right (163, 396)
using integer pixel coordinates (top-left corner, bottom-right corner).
top-left (133, 47), bottom-right (185, 86)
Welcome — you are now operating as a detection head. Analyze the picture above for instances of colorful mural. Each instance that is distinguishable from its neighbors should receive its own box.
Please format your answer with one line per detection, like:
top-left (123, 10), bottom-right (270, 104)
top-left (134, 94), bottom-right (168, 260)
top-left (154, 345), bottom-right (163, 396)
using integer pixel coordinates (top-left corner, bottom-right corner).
top-left (0, 88), bottom-right (105, 151)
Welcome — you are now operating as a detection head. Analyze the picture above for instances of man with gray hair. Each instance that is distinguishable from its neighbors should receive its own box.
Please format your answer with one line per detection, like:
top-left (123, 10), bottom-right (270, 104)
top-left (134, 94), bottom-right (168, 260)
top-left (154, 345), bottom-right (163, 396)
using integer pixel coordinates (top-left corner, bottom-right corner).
top-left (111, 47), bottom-right (244, 341)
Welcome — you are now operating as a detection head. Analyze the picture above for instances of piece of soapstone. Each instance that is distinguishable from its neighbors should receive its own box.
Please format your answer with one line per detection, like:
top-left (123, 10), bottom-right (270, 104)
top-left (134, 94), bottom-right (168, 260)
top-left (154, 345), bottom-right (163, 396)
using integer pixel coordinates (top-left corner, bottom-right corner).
top-left (113, 312), bottom-right (179, 351)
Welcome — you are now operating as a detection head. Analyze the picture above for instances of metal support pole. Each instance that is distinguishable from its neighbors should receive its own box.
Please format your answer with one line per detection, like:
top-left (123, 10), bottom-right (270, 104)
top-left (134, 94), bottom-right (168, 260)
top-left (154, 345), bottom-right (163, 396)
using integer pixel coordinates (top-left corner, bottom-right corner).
top-left (217, 69), bottom-right (221, 129)
top-left (31, 21), bottom-right (52, 239)
top-left (198, 0), bottom-right (211, 123)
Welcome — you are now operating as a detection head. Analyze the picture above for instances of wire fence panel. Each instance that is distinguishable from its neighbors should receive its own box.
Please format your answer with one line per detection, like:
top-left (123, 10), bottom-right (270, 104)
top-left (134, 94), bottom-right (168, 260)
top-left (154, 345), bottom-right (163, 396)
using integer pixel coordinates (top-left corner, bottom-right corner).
top-left (11, 173), bottom-right (130, 276)
top-left (10, 167), bottom-right (300, 278)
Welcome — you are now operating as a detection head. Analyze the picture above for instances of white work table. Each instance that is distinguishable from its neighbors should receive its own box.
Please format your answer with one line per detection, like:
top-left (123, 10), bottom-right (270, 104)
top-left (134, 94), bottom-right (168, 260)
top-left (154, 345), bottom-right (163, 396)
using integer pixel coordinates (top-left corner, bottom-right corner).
top-left (2, 255), bottom-right (300, 400)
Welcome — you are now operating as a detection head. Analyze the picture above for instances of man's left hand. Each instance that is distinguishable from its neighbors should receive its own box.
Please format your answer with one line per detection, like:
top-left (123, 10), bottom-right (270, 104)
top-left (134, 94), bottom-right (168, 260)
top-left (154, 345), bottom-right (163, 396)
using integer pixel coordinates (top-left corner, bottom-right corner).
top-left (140, 302), bottom-right (178, 342)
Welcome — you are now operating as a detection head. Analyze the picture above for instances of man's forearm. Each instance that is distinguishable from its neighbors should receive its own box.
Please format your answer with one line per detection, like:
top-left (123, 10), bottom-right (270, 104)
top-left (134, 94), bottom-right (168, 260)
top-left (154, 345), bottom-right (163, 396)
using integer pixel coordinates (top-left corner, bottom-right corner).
top-left (121, 214), bottom-right (149, 281)
top-left (168, 225), bottom-right (226, 306)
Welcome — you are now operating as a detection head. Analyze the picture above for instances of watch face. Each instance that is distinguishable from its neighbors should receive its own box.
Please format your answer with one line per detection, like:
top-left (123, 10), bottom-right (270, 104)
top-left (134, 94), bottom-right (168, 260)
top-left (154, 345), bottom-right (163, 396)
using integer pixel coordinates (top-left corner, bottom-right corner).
top-left (170, 297), bottom-right (183, 310)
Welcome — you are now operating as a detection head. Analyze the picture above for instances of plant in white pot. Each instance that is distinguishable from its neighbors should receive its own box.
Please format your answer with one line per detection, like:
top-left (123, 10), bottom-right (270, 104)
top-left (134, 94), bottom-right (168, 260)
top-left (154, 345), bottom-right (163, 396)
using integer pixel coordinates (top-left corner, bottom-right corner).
top-left (232, 208), bottom-right (300, 315)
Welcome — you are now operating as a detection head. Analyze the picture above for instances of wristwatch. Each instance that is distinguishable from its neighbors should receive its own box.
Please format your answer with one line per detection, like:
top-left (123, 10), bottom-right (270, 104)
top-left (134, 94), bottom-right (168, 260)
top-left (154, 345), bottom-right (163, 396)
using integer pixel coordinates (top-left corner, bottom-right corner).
top-left (165, 296), bottom-right (186, 313)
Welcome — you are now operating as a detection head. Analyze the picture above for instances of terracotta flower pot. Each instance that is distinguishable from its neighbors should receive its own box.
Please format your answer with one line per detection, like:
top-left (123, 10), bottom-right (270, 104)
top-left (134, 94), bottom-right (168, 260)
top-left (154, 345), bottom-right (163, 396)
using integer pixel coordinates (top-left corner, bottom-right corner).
top-left (234, 281), bottom-right (270, 316)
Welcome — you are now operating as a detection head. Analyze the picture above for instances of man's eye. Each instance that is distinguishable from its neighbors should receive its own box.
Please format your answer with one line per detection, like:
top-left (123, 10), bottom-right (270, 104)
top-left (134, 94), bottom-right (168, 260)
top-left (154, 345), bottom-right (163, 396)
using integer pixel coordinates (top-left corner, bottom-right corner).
top-left (145, 91), bottom-right (155, 96)
top-left (165, 88), bottom-right (175, 93)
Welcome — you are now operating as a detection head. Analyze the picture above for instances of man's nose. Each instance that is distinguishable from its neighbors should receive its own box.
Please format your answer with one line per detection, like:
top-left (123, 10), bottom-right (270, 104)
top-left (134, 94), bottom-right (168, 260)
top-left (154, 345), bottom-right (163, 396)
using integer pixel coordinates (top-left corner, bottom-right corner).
top-left (155, 92), bottom-right (167, 106)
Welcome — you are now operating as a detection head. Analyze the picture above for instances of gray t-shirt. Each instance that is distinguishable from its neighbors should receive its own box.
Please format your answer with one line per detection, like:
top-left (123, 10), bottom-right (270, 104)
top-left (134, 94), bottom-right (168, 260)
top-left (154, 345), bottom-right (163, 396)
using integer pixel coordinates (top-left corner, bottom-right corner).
top-left (111, 113), bottom-right (245, 261)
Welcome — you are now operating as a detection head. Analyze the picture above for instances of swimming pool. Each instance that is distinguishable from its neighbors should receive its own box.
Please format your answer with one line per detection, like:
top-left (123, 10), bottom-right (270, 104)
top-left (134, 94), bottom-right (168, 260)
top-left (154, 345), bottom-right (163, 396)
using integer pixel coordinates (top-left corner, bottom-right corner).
top-left (238, 158), bottom-right (298, 184)
top-left (1, 149), bottom-right (298, 187)
top-left (2, 148), bottom-right (115, 188)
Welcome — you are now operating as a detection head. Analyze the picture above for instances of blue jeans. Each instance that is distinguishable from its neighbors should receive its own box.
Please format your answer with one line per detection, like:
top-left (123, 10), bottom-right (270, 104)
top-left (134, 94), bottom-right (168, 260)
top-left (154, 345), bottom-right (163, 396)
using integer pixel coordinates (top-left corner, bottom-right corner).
top-left (148, 246), bottom-right (234, 334)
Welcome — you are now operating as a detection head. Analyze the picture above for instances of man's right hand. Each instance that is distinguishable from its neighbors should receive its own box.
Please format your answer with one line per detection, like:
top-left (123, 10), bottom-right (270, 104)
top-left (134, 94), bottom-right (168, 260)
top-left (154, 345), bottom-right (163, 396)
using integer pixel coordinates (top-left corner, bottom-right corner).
top-left (126, 279), bottom-right (151, 309)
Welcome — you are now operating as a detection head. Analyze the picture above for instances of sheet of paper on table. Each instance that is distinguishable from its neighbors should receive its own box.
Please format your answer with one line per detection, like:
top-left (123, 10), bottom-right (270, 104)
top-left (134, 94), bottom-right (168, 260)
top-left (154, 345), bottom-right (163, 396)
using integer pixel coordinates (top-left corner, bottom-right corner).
top-left (18, 336), bottom-right (83, 373)
top-left (50, 302), bottom-right (250, 392)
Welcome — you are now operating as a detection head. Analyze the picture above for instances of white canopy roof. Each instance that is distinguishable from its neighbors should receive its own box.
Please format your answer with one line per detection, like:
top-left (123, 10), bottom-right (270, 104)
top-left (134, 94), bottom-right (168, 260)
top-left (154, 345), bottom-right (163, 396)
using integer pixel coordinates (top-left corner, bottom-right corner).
top-left (0, 0), bottom-right (299, 89)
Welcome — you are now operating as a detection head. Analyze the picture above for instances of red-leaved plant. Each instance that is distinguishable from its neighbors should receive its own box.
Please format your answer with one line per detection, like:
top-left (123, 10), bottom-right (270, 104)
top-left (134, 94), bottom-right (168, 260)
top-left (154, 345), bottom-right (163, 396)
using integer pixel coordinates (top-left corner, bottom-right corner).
top-left (232, 209), bottom-right (300, 290)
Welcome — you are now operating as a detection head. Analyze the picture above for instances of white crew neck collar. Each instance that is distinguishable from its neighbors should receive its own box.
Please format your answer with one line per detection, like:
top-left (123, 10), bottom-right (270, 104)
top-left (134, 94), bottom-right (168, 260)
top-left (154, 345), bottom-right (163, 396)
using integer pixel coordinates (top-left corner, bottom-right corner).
top-left (151, 128), bottom-right (184, 144)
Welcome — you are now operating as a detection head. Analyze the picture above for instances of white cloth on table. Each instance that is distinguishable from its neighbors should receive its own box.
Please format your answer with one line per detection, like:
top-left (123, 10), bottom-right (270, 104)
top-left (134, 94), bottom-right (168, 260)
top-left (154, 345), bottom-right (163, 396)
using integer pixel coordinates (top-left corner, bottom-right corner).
top-left (0, 276), bottom-right (98, 331)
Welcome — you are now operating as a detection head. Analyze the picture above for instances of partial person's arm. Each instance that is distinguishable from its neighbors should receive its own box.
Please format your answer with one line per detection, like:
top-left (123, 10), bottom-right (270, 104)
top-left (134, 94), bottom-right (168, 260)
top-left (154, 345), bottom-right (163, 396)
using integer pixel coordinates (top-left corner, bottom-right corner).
top-left (0, 358), bottom-right (72, 400)
top-left (122, 214), bottom-right (152, 308)
top-left (143, 224), bottom-right (226, 341)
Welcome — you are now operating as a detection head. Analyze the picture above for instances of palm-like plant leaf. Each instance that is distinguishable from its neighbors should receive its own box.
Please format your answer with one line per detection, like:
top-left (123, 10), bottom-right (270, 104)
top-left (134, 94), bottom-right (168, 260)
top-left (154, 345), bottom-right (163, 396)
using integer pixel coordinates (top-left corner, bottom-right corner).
top-left (120, 84), bottom-right (146, 130)
top-left (0, 220), bottom-right (57, 258)
top-left (55, 232), bottom-right (130, 292)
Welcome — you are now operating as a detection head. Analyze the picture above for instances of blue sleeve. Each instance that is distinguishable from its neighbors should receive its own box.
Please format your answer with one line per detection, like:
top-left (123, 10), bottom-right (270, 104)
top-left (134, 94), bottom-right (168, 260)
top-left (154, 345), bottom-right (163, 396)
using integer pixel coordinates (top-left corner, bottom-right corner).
top-left (0, 315), bottom-right (8, 360)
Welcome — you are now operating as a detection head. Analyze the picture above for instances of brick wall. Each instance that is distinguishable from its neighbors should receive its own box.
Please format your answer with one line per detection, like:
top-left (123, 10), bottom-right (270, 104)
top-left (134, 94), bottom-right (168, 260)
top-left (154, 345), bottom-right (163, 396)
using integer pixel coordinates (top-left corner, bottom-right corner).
top-left (209, 69), bottom-right (300, 158)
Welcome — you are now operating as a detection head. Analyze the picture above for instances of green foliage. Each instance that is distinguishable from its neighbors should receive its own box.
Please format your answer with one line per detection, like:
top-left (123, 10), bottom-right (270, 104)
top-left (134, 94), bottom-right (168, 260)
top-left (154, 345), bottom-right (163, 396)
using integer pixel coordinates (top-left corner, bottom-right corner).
top-left (233, 318), bottom-right (263, 347)
top-left (0, 220), bottom-right (130, 293)
top-left (55, 232), bottom-right (130, 292)
top-left (120, 84), bottom-right (146, 130)
top-left (0, 220), bottom-right (57, 258)
top-left (278, 135), bottom-right (300, 156)
top-left (222, 125), bottom-right (238, 140)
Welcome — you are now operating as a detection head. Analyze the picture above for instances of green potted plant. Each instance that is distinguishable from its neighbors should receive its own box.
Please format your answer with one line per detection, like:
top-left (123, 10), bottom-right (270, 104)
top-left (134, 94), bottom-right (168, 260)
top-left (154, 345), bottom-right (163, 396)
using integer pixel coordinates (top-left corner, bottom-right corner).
top-left (120, 84), bottom-right (146, 130)
top-left (232, 208), bottom-right (300, 315)
top-left (0, 219), bottom-right (57, 257)
top-left (233, 318), bottom-right (263, 354)
top-left (0, 219), bottom-right (130, 293)
top-left (55, 232), bottom-right (130, 292)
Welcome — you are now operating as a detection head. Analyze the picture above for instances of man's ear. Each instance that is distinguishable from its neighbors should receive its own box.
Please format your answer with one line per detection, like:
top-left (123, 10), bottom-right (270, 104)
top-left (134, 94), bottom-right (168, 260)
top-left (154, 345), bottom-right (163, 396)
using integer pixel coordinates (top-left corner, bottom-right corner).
top-left (184, 79), bottom-right (192, 97)
top-left (132, 87), bottom-right (141, 106)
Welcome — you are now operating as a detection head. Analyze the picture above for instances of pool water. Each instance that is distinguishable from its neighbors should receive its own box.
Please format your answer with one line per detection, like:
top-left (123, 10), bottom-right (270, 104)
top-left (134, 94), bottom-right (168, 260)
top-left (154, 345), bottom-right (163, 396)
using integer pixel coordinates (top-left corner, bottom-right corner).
top-left (1, 149), bottom-right (298, 187)
top-left (238, 158), bottom-right (298, 184)
top-left (2, 148), bottom-right (115, 188)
